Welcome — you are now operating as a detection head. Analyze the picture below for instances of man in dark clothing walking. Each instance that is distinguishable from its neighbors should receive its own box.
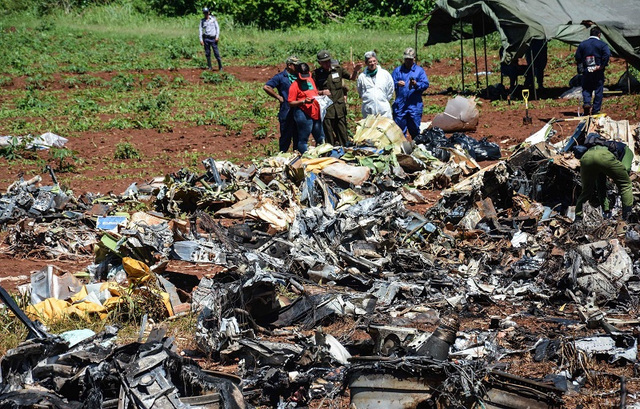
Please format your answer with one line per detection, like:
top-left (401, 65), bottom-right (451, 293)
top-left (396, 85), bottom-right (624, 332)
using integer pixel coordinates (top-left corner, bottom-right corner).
top-left (575, 26), bottom-right (611, 115)
top-left (263, 56), bottom-right (300, 152)
top-left (199, 7), bottom-right (223, 71)
top-left (312, 50), bottom-right (362, 146)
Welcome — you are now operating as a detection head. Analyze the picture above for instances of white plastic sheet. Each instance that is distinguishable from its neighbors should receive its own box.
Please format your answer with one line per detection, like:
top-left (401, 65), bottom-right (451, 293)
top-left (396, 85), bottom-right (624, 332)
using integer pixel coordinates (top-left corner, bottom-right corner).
top-left (314, 95), bottom-right (334, 122)
top-left (431, 96), bottom-right (479, 132)
top-left (0, 132), bottom-right (68, 149)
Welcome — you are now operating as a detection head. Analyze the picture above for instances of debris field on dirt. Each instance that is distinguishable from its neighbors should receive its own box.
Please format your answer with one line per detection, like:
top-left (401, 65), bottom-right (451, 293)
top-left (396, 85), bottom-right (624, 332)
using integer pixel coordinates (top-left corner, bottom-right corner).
top-left (0, 110), bottom-right (639, 408)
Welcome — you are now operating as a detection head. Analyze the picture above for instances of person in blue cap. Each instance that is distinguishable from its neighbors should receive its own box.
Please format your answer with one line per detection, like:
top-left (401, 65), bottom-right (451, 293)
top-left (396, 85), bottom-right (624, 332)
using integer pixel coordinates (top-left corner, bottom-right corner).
top-left (199, 7), bottom-right (223, 71)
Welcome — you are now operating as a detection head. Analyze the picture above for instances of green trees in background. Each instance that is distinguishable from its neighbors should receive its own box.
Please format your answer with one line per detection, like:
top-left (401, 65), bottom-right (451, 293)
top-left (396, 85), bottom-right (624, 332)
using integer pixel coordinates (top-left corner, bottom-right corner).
top-left (1, 0), bottom-right (435, 29)
top-left (207, 0), bottom-right (434, 29)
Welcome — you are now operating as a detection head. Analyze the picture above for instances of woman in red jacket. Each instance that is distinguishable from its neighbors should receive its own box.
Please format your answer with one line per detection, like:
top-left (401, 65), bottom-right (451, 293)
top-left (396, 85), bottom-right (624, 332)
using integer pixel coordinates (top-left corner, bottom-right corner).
top-left (288, 63), bottom-right (325, 153)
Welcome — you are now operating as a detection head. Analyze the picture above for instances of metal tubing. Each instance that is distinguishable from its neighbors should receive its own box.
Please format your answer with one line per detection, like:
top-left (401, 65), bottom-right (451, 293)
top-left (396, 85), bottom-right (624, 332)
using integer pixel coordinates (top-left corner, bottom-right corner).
top-left (460, 19), bottom-right (465, 92)
top-left (530, 48), bottom-right (537, 100)
top-left (483, 17), bottom-right (489, 90)
top-left (473, 23), bottom-right (480, 90)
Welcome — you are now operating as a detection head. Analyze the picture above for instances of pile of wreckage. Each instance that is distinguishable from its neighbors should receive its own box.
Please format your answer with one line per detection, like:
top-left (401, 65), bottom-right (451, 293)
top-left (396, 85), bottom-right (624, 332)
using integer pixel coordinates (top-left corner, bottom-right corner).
top-left (0, 112), bottom-right (639, 408)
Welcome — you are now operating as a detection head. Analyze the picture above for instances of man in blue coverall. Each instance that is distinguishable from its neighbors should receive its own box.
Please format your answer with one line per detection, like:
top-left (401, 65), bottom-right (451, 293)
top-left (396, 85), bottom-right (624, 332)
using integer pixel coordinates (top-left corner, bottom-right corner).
top-left (575, 26), bottom-right (611, 115)
top-left (392, 47), bottom-right (429, 139)
top-left (263, 56), bottom-right (300, 152)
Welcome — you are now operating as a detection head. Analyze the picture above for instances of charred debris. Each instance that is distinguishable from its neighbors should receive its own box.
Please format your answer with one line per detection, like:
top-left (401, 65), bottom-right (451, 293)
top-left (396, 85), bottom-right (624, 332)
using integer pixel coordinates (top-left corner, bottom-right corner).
top-left (0, 114), bottom-right (639, 408)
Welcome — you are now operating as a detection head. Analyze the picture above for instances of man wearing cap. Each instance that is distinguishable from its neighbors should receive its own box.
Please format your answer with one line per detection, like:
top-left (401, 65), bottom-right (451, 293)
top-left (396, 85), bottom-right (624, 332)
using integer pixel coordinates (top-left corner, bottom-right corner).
top-left (312, 50), bottom-right (363, 146)
top-left (263, 56), bottom-right (301, 152)
top-left (392, 47), bottom-right (429, 139)
top-left (288, 63), bottom-right (324, 153)
top-left (199, 7), bottom-right (223, 71)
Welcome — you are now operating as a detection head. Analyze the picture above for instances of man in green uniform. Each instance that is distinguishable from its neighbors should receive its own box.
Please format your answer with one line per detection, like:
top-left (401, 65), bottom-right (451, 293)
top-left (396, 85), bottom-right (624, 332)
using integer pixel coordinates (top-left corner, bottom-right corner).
top-left (575, 133), bottom-right (634, 220)
top-left (312, 50), bottom-right (362, 146)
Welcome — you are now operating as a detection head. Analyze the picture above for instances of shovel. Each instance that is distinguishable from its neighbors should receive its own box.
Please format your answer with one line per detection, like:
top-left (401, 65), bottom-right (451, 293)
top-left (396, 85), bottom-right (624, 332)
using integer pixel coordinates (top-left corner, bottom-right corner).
top-left (522, 89), bottom-right (532, 125)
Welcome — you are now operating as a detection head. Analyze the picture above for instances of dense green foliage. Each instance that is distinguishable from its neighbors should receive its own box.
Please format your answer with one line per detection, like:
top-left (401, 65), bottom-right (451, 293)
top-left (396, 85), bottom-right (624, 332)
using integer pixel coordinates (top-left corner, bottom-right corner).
top-left (1, 0), bottom-right (436, 28)
top-left (0, 4), bottom-right (441, 77)
top-left (209, 0), bottom-right (434, 29)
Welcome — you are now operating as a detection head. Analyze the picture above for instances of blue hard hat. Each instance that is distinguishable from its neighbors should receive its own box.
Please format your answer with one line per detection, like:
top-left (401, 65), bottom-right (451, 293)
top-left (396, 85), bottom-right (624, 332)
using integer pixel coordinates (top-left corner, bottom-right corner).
top-left (202, 7), bottom-right (209, 13)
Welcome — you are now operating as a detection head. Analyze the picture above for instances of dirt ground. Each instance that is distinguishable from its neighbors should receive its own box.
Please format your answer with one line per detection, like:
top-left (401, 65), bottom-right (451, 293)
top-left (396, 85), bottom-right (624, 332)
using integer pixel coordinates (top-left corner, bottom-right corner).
top-left (2, 54), bottom-right (637, 197)
top-left (2, 57), bottom-right (638, 281)
top-left (1, 58), bottom-right (639, 407)
top-left (1, 54), bottom-right (638, 277)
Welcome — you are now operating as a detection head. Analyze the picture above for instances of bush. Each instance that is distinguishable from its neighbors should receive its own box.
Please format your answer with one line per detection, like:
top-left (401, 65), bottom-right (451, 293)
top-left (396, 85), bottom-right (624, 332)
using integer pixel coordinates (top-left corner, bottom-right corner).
top-left (114, 140), bottom-right (141, 159)
top-left (148, 0), bottom-right (436, 28)
top-left (49, 147), bottom-right (80, 172)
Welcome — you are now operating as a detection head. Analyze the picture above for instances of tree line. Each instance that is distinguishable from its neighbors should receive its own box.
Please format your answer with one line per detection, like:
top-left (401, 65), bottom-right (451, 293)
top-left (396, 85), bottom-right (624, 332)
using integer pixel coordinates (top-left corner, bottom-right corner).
top-left (2, 0), bottom-right (436, 29)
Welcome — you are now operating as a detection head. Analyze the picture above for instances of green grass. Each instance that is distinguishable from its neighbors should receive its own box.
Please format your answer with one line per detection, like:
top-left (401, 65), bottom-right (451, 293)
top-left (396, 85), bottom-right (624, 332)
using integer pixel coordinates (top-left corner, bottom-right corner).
top-left (0, 4), bottom-right (431, 77)
top-left (0, 5), bottom-right (638, 183)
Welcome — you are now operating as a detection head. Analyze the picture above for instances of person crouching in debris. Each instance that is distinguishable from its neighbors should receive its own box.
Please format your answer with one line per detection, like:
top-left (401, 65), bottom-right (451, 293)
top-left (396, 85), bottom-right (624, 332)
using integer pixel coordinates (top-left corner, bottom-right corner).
top-left (573, 132), bottom-right (634, 221)
top-left (288, 62), bottom-right (325, 153)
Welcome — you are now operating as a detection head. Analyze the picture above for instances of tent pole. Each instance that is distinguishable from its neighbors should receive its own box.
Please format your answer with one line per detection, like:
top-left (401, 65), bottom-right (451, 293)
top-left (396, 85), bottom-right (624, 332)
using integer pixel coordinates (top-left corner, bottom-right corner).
top-left (414, 19), bottom-right (419, 61)
top-left (483, 16), bottom-right (489, 90)
top-left (473, 23), bottom-right (480, 91)
top-left (460, 19), bottom-right (465, 93)
top-left (530, 48), bottom-right (537, 100)
top-left (626, 61), bottom-right (631, 94)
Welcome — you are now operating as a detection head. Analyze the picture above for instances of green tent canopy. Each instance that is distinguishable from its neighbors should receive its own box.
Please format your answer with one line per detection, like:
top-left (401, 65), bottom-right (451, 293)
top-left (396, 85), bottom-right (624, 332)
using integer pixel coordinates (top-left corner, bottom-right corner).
top-left (426, 0), bottom-right (640, 71)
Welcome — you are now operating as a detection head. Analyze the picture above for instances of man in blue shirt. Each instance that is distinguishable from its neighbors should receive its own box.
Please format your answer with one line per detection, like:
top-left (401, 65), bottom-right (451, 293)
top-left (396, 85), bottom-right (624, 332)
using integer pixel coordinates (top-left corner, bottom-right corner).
top-left (392, 48), bottom-right (429, 139)
top-left (199, 7), bottom-right (222, 71)
top-left (575, 26), bottom-right (611, 115)
top-left (263, 56), bottom-right (300, 152)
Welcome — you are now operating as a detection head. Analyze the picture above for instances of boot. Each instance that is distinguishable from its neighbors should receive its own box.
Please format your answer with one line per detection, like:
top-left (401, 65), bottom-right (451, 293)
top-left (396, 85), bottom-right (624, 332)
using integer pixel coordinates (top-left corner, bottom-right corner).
top-left (622, 205), bottom-right (633, 221)
top-left (206, 55), bottom-right (212, 70)
top-left (583, 105), bottom-right (591, 116)
top-left (217, 60), bottom-right (223, 71)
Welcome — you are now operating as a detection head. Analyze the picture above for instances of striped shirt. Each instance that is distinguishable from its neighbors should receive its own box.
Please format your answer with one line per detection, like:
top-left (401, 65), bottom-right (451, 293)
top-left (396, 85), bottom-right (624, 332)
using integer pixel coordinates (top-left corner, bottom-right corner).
top-left (199, 16), bottom-right (219, 41)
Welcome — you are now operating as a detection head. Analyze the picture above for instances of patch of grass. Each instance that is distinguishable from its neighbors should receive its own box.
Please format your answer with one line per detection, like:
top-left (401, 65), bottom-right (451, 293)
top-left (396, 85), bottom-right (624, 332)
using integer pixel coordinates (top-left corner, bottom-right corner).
top-left (79, 75), bottom-right (105, 87)
top-left (16, 90), bottom-right (54, 110)
top-left (25, 73), bottom-right (53, 90)
top-left (114, 139), bottom-right (141, 159)
top-left (133, 90), bottom-right (173, 113)
top-left (49, 147), bottom-right (80, 172)
top-left (0, 308), bottom-right (32, 355)
top-left (147, 74), bottom-right (169, 89)
top-left (200, 71), bottom-right (235, 84)
top-left (106, 117), bottom-right (134, 130)
top-left (110, 73), bottom-right (139, 92)
top-left (171, 75), bottom-right (186, 88)
top-left (0, 76), bottom-right (14, 87)
top-left (108, 288), bottom-right (169, 325)
top-left (67, 63), bottom-right (89, 74)
top-left (0, 135), bottom-right (35, 160)
top-left (61, 76), bottom-right (81, 88)
top-left (65, 97), bottom-right (100, 116)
